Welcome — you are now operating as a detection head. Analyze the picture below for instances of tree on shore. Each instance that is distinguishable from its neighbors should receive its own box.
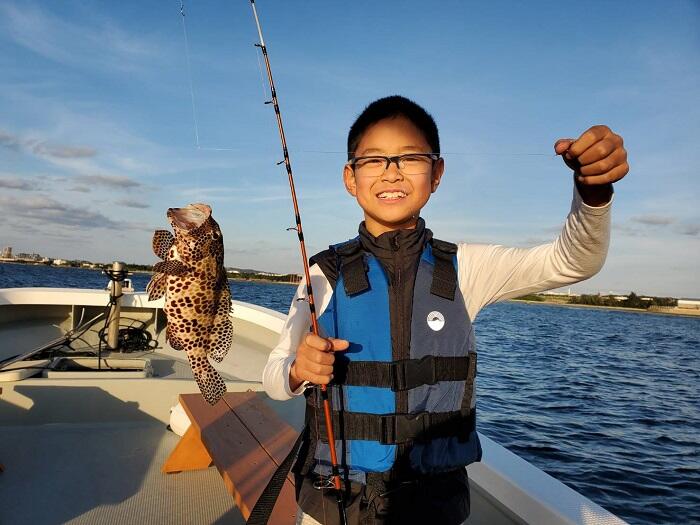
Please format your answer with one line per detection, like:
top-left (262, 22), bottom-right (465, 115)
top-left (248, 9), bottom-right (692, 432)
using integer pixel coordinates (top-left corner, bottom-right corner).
top-left (568, 292), bottom-right (677, 309)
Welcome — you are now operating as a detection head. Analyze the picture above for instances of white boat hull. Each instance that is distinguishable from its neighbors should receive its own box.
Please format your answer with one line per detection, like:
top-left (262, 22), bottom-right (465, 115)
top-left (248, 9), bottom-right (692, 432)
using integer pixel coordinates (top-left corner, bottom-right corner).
top-left (0, 288), bottom-right (626, 524)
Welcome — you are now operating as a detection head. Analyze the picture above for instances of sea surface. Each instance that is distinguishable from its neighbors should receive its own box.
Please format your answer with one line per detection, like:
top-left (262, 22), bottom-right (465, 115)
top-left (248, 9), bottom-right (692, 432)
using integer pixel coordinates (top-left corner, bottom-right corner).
top-left (1, 263), bottom-right (699, 525)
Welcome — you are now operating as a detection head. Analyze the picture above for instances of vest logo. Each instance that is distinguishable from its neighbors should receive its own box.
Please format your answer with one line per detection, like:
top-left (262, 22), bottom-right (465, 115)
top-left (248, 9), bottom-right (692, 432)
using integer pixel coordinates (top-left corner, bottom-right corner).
top-left (427, 311), bottom-right (445, 331)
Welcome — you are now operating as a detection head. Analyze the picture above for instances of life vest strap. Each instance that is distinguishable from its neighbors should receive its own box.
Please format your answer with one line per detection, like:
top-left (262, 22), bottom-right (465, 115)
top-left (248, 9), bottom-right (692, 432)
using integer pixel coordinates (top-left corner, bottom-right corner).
top-left (316, 408), bottom-right (476, 445)
top-left (429, 238), bottom-right (458, 301)
top-left (335, 239), bottom-right (370, 296)
top-left (333, 354), bottom-right (476, 391)
top-left (333, 237), bottom-right (459, 300)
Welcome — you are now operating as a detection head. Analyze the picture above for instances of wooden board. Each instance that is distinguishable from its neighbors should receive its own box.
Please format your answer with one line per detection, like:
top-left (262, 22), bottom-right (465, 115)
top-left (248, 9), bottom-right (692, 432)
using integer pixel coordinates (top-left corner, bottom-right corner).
top-left (224, 391), bottom-right (300, 485)
top-left (161, 424), bottom-right (213, 473)
top-left (176, 392), bottom-right (298, 524)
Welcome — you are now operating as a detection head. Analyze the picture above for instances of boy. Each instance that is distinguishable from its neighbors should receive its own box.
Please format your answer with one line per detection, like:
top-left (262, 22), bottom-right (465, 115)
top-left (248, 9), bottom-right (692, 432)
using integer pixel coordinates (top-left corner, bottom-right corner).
top-left (263, 96), bottom-right (628, 525)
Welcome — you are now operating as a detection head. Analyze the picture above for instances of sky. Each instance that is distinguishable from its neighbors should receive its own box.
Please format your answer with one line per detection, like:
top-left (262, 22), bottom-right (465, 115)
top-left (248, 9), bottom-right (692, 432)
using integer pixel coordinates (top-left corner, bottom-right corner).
top-left (0, 1), bottom-right (698, 297)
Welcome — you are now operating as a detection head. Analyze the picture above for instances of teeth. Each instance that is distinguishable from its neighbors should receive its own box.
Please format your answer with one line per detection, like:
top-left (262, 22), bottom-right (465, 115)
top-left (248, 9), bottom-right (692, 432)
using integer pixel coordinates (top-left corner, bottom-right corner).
top-left (378, 191), bottom-right (406, 199)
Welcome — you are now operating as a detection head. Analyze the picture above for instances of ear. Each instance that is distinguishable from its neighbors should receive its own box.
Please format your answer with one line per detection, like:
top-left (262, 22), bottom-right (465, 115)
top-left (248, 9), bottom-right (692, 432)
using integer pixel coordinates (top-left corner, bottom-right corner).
top-left (343, 163), bottom-right (357, 197)
top-left (430, 157), bottom-right (445, 193)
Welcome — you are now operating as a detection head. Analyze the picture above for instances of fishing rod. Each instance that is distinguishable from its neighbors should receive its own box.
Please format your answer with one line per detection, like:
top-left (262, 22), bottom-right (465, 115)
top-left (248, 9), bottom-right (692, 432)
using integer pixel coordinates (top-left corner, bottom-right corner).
top-left (246, 2), bottom-right (347, 525)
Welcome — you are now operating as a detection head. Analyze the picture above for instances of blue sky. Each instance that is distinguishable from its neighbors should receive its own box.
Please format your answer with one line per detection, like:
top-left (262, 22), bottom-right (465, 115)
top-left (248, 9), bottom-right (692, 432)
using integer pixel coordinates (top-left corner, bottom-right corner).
top-left (0, 1), bottom-right (698, 297)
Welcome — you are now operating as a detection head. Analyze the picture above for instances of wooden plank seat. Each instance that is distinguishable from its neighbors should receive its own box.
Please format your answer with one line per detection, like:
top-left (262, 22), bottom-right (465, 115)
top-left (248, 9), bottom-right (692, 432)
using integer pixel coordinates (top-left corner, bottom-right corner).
top-left (163, 391), bottom-right (298, 524)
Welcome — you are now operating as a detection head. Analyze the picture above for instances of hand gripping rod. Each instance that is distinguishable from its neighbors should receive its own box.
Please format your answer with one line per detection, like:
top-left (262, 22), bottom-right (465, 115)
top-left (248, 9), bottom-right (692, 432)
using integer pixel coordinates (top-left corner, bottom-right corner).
top-left (247, 2), bottom-right (347, 524)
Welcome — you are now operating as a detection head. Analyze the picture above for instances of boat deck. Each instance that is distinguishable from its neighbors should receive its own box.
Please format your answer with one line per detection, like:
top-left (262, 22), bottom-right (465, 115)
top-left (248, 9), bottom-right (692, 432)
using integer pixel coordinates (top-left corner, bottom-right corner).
top-left (0, 421), bottom-right (510, 525)
top-left (0, 421), bottom-right (243, 525)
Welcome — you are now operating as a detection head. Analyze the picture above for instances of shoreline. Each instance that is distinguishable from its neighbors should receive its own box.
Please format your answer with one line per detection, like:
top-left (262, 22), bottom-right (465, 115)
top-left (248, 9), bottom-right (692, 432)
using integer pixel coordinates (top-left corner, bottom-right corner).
top-left (227, 277), bottom-right (298, 286)
top-left (2, 261), bottom-right (697, 312)
top-left (508, 299), bottom-right (700, 318)
top-left (0, 261), bottom-right (300, 285)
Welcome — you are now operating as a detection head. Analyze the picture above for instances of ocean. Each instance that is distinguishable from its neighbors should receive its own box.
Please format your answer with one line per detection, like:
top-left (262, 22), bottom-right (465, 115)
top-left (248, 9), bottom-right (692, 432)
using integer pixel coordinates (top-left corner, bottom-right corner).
top-left (1, 262), bottom-right (698, 525)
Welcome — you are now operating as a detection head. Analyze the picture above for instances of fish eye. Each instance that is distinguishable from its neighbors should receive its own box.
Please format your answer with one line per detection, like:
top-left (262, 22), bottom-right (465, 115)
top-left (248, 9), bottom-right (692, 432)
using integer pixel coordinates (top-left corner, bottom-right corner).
top-left (211, 231), bottom-right (221, 239)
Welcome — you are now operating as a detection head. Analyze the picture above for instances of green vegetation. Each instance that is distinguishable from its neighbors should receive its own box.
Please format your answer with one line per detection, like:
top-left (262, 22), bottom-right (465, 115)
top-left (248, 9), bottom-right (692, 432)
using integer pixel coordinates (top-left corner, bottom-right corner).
top-left (228, 272), bottom-right (300, 283)
top-left (41, 260), bottom-right (301, 283)
top-left (515, 294), bottom-right (545, 302)
top-left (568, 291), bottom-right (677, 309)
top-left (124, 263), bottom-right (154, 272)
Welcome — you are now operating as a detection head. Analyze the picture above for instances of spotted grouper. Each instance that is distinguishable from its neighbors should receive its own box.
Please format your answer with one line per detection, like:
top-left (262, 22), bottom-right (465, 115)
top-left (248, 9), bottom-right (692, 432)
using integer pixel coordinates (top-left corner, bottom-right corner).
top-left (147, 203), bottom-right (233, 405)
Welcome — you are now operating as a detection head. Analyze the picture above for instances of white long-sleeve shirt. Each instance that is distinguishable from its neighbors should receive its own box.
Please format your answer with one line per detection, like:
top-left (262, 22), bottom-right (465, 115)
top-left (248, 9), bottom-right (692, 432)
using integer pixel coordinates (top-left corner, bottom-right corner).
top-left (263, 187), bottom-right (612, 401)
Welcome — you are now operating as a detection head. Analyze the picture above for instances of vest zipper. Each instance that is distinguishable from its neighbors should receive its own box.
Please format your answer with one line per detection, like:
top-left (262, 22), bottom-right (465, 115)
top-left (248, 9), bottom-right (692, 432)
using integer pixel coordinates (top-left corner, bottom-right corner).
top-left (391, 235), bottom-right (403, 363)
top-left (391, 235), bottom-right (409, 471)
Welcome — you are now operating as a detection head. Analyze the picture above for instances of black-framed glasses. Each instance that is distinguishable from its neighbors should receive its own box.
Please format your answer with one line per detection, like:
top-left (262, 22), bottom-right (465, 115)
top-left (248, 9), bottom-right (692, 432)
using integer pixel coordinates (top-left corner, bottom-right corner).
top-left (349, 153), bottom-right (440, 177)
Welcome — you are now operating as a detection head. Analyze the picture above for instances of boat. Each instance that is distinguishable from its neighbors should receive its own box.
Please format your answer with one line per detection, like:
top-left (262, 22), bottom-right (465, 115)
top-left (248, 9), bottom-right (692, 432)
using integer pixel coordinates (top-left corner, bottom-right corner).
top-left (0, 281), bottom-right (627, 524)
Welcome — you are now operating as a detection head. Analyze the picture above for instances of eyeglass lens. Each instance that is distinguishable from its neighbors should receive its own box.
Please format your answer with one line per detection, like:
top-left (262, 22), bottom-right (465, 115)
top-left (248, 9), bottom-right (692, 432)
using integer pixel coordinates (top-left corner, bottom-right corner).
top-left (354, 154), bottom-right (434, 177)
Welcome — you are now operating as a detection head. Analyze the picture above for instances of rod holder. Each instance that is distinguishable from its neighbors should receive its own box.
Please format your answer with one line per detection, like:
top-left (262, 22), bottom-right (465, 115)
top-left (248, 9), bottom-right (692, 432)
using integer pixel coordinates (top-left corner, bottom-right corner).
top-left (106, 261), bottom-right (126, 351)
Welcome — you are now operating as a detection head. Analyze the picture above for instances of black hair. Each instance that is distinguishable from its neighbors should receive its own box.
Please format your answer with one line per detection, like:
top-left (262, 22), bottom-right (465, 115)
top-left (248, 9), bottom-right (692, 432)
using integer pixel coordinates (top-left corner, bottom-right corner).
top-left (347, 95), bottom-right (440, 160)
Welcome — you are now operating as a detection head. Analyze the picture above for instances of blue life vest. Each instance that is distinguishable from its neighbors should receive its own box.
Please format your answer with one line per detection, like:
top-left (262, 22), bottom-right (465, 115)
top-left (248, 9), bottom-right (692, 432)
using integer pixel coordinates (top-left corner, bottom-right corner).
top-left (302, 237), bottom-right (481, 483)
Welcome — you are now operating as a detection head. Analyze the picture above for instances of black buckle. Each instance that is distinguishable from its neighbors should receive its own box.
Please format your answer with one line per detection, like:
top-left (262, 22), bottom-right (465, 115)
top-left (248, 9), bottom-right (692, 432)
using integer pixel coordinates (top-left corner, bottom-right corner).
top-left (392, 356), bottom-right (437, 391)
top-left (379, 412), bottom-right (430, 444)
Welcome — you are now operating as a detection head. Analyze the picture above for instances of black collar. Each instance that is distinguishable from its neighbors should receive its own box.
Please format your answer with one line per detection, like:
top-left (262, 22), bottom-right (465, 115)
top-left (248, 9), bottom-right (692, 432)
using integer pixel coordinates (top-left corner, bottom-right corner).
top-left (358, 217), bottom-right (432, 260)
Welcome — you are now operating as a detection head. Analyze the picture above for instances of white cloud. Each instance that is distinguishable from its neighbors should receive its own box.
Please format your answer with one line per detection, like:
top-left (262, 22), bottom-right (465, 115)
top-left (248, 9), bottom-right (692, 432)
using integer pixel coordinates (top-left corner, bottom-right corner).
top-left (0, 175), bottom-right (37, 191)
top-left (114, 198), bottom-right (150, 209)
top-left (631, 215), bottom-right (675, 226)
top-left (0, 2), bottom-right (161, 73)
top-left (0, 195), bottom-right (153, 232)
top-left (73, 174), bottom-right (142, 189)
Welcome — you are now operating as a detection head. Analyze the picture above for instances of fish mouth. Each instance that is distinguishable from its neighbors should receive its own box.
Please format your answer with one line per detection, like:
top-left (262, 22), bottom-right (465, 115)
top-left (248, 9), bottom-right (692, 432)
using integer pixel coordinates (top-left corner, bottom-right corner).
top-left (167, 203), bottom-right (212, 230)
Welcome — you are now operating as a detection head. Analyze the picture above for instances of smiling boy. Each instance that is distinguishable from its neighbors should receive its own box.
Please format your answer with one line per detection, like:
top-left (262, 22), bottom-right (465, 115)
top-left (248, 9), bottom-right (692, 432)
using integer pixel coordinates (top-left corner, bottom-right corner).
top-left (263, 95), bottom-right (628, 525)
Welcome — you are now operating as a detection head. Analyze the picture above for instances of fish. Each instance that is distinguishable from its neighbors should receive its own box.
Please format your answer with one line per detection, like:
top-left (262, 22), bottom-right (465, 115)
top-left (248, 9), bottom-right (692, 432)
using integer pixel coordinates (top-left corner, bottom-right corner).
top-left (147, 203), bottom-right (233, 405)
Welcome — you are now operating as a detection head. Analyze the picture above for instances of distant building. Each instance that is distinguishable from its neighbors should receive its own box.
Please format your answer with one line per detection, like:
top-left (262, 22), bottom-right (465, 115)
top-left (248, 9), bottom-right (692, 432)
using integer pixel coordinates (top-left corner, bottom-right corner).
top-left (541, 288), bottom-right (579, 297)
top-left (1, 247), bottom-right (12, 259)
top-left (53, 259), bottom-right (69, 266)
top-left (15, 252), bottom-right (43, 261)
top-left (678, 299), bottom-right (700, 310)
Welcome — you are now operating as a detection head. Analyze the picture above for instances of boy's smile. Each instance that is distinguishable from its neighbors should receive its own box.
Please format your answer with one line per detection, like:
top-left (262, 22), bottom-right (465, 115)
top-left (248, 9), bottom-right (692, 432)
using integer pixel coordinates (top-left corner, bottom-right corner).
top-left (343, 116), bottom-right (444, 237)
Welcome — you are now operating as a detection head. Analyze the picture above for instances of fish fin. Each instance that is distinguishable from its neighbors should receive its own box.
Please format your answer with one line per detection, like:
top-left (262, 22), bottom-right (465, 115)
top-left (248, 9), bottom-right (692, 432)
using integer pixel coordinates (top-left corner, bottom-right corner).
top-left (209, 291), bottom-right (233, 362)
top-left (186, 349), bottom-right (226, 405)
top-left (153, 260), bottom-right (188, 276)
top-left (146, 273), bottom-right (167, 301)
top-left (208, 319), bottom-right (233, 362)
top-left (152, 230), bottom-right (174, 260)
top-left (166, 324), bottom-right (185, 351)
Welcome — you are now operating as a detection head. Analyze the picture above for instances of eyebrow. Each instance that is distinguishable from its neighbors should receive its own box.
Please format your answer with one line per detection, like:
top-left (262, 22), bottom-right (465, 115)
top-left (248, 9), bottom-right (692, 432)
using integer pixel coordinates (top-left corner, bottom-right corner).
top-left (356, 146), bottom-right (429, 156)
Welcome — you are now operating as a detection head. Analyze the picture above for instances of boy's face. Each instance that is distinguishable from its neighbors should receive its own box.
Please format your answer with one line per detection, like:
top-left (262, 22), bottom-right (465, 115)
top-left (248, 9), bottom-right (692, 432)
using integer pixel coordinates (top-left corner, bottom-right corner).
top-left (343, 116), bottom-right (444, 237)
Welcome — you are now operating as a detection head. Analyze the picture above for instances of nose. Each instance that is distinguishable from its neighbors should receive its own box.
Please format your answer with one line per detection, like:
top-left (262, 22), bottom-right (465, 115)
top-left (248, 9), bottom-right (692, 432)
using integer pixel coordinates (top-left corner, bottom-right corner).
top-left (381, 160), bottom-right (404, 182)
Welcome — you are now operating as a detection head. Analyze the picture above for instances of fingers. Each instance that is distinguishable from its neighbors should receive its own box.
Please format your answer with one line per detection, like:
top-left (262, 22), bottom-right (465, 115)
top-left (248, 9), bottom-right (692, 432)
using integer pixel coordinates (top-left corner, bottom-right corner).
top-left (327, 337), bottom-right (350, 351)
top-left (578, 148), bottom-right (626, 177)
top-left (560, 125), bottom-right (628, 185)
top-left (554, 139), bottom-right (574, 155)
top-left (576, 137), bottom-right (617, 165)
top-left (576, 162), bottom-right (629, 186)
top-left (296, 334), bottom-right (350, 385)
top-left (567, 125), bottom-right (612, 158)
top-left (304, 334), bottom-right (349, 352)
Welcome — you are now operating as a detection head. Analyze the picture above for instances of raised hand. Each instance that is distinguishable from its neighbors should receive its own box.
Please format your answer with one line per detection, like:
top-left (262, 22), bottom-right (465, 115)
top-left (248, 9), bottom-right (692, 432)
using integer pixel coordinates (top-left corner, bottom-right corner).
top-left (555, 125), bottom-right (629, 206)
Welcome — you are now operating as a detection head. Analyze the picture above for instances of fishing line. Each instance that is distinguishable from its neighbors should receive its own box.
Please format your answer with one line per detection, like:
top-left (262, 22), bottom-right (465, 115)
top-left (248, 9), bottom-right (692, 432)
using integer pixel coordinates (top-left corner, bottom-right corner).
top-left (179, 0), bottom-right (200, 149)
top-left (179, 0), bottom-right (240, 157)
top-left (177, 3), bottom-right (558, 164)
top-left (246, 1), bottom-right (346, 523)
top-left (255, 45), bottom-right (269, 101)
